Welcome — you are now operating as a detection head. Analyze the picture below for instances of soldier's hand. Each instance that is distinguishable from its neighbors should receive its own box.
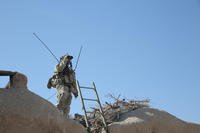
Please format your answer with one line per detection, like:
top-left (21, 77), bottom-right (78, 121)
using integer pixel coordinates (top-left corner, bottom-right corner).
top-left (74, 92), bottom-right (78, 98)
top-left (63, 55), bottom-right (68, 61)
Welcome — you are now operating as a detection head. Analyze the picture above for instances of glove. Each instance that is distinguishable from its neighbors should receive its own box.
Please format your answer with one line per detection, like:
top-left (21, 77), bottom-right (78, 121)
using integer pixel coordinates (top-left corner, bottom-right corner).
top-left (73, 92), bottom-right (78, 98)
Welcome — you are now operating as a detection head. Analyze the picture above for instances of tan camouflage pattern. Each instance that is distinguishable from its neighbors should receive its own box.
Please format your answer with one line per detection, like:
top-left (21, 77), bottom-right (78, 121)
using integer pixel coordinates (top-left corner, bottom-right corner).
top-left (48, 54), bottom-right (78, 116)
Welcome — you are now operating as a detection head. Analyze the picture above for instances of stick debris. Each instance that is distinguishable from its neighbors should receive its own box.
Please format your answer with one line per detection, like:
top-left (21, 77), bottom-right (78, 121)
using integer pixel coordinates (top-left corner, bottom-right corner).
top-left (74, 94), bottom-right (150, 133)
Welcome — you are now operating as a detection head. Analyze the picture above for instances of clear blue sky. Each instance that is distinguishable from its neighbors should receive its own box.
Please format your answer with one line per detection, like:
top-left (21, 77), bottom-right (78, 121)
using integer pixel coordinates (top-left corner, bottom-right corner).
top-left (0, 0), bottom-right (200, 124)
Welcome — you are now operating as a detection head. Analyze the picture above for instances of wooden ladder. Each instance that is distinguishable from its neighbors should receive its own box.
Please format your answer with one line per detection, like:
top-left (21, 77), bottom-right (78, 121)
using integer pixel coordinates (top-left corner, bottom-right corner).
top-left (76, 80), bottom-right (109, 133)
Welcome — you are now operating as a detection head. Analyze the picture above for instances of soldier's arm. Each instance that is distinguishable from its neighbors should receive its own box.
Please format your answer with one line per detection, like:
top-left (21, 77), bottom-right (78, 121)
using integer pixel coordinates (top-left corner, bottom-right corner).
top-left (55, 56), bottom-right (69, 72)
top-left (69, 61), bottom-right (72, 68)
top-left (71, 78), bottom-right (78, 98)
top-left (68, 71), bottom-right (78, 97)
top-left (71, 85), bottom-right (78, 98)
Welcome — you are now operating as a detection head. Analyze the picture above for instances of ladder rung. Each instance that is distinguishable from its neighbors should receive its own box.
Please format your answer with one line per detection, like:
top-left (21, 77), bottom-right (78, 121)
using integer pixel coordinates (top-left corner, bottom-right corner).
top-left (83, 98), bottom-right (98, 101)
top-left (77, 80), bottom-right (109, 133)
top-left (86, 111), bottom-right (93, 114)
top-left (80, 86), bottom-right (94, 90)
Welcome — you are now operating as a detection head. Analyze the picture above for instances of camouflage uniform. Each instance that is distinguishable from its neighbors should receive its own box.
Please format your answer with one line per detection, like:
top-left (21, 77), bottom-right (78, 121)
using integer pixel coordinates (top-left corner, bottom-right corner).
top-left (47, 54), bottom-right (78, 116)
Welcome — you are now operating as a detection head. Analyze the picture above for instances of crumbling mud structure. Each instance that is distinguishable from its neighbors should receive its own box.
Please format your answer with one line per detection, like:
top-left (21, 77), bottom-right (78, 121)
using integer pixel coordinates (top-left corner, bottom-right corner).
top-left (0, 70), bottom-right (86, 133)
top-left (0, 70), bottom-right (199, 133)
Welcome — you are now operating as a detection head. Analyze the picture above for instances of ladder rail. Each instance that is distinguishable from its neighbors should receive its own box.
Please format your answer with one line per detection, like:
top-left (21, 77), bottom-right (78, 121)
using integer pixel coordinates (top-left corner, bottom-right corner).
top-left (76, 80), bottom-right (90, 132)
top-left (93, 82), bottom-right (109, 132)
top-left (77, 80), bottom-right (109, 133)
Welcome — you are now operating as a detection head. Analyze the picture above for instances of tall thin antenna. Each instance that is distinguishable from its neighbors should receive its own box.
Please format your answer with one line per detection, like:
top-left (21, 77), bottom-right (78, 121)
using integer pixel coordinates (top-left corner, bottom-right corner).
top-left (33, 33), bottom-right (59, 63)
top-left (74, 45), bottom-right (83, 71)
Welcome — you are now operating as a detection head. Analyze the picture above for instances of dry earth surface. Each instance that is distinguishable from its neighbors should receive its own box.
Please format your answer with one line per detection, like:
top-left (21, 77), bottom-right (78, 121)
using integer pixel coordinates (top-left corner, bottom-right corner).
top-left (0, 72), bottom-right (199, 133)
top-left (0, 72), bottom-right (86, 133)
top-left (106, 108), bottom-right (200, 133)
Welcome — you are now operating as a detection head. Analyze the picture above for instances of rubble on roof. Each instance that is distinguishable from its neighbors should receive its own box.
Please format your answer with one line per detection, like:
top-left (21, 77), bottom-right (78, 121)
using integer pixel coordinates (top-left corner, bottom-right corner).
top-left (74, 94), bottom-right (150, 133)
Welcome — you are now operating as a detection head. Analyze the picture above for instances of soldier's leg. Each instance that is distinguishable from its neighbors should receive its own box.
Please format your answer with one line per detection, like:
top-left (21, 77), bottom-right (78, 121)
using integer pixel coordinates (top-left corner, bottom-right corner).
top-left (57, 85), bottom-right (72, 116)
top-left (63, 93), bottom-right (72, 116)
top-left (56, 85), bottom-right (66, 113)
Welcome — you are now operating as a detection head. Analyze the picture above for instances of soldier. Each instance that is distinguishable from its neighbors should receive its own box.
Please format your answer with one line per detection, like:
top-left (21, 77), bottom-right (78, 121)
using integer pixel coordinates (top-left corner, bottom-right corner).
top-left (47, 54), bottom-right (78, 117)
